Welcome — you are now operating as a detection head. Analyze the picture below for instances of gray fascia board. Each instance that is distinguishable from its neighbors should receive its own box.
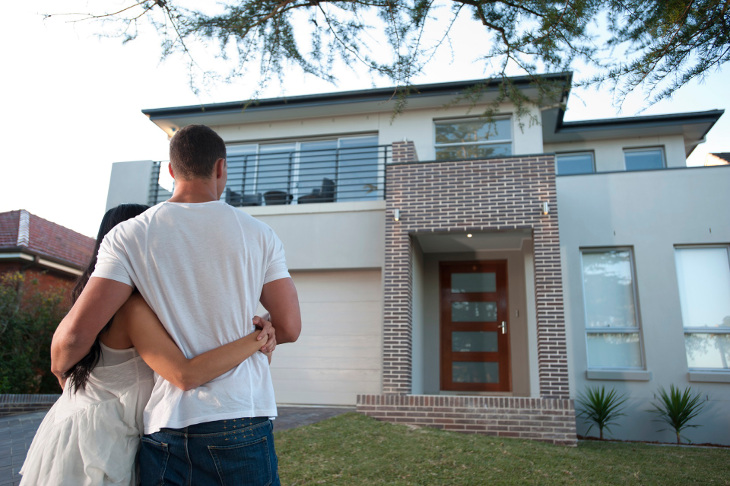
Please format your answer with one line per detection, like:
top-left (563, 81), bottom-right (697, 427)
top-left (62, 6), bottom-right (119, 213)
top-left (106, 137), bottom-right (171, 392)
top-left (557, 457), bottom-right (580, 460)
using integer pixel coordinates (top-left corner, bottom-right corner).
top-left (142, 72), bottom-right (573, 120)
top-left (557, 109), bottom-right (724, 133)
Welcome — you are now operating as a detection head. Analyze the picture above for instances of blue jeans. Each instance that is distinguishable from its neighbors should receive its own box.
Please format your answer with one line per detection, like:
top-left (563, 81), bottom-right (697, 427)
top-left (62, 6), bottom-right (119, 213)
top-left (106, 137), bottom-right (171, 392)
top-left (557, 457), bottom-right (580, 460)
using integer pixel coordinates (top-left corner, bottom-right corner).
top-left (139, 417), bottom-right (280, 486)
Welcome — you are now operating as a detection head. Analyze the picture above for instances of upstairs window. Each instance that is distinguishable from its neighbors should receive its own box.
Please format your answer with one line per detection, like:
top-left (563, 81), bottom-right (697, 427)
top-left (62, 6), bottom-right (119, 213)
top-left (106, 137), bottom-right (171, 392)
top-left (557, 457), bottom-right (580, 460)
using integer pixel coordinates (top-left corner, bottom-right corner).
top-left (556, 151), bottom-right (595, 175)
top-left (434, 117), bottom-right (512, 161)
top-left (675, 246), bottom-right (730, 371)
top-left (624, 147), bottom-right (665, 171)
top-left (581, 248), bottom-right (644, 369)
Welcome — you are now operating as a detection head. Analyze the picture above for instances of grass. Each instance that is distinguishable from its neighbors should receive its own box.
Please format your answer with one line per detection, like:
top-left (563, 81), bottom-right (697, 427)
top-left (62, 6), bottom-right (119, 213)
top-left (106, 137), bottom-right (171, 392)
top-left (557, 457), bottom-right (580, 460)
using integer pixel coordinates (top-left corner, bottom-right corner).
top-left (275, 413), bottom-right (730, 485)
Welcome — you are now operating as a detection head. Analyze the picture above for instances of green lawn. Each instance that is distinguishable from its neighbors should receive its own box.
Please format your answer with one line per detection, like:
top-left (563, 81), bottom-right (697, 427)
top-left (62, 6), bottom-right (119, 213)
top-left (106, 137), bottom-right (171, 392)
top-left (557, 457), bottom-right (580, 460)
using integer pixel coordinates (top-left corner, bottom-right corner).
top-left (275, 413), bottom-right (729, 485)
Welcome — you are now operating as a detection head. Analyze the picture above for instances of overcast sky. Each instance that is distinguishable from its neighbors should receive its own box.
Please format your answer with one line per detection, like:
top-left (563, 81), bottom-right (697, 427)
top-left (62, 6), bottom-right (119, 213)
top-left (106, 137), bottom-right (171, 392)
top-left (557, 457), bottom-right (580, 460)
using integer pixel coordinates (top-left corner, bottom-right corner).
top-left (1, 2), bottom-right (728, 237)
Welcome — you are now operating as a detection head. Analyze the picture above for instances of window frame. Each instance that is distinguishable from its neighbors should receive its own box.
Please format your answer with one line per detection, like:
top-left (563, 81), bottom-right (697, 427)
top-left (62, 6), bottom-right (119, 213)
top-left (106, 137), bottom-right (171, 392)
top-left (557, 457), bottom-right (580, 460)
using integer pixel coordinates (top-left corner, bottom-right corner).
top-left (580, 247), bottom-right (646, 370)
top-left (433, 116), bottom-right (513, 161)
top-left (623, 146), bottom-right (666, 171)
top-left (674, 244), bottom-right (730, 372)
top-left (555, 151), bottom-right (596, 175)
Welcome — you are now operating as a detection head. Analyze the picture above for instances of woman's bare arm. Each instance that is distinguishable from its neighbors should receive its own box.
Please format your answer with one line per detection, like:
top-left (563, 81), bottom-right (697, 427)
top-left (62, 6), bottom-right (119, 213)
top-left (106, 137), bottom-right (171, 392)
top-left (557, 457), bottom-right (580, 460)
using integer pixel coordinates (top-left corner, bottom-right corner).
top-left (115, 294), bottom-right (267, 391)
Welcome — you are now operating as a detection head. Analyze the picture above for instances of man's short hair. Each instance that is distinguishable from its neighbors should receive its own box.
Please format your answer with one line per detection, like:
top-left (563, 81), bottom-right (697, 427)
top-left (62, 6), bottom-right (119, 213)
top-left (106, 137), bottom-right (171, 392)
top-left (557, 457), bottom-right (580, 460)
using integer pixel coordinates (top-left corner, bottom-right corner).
top-left (169, 125), bottom-right (227, 179)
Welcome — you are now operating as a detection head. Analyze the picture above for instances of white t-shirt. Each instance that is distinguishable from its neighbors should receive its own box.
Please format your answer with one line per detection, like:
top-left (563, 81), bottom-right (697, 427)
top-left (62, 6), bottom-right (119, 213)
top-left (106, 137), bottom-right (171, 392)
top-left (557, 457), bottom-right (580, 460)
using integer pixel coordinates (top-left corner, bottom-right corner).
top-left (91, 201), bottom-right (290, 434)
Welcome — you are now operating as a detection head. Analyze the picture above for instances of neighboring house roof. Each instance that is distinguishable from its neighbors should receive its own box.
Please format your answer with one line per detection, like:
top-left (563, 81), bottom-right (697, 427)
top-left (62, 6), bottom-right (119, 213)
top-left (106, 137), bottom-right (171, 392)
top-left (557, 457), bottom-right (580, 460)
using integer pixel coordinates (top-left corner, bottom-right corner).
top-left (142, 72), bottom-right (573, 136)
top-left (707, 152), bottom-right (730, 165)
top-left (0, 210), bottom-right (95, 274)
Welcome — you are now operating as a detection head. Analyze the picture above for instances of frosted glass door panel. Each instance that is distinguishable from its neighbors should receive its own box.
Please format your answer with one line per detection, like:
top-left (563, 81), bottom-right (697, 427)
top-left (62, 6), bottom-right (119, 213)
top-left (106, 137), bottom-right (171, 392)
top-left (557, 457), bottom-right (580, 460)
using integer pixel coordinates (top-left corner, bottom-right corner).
top-left (452, 362), bottom-right (499, 383)
top-left (452, 273), bottom-right (496, 293)
top-left (451, 302), bottom-right (498, 322)
top-left (452, 331), bottom-right (498, 352)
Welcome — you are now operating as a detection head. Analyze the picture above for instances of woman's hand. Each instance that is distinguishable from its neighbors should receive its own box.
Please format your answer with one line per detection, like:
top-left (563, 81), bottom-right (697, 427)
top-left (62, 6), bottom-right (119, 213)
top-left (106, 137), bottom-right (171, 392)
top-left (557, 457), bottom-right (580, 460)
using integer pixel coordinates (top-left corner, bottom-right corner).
top-left (253, 313), bottom-right (276, 354)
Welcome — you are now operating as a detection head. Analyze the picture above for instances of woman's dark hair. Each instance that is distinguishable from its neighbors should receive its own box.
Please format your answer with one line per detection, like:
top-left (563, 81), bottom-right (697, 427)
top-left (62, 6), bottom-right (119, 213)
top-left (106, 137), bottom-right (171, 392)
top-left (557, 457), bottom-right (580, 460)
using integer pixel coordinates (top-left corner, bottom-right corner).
top-left (65, 203), bottom-right (149, 391)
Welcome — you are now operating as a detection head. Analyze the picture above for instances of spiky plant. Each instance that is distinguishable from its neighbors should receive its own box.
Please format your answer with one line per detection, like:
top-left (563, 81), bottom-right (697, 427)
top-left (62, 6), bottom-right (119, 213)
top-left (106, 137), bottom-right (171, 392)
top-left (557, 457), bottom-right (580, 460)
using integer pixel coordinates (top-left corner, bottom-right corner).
top-left (649, 385), bottom-right (706, 444)
top-left (576, 386), bottom-right (627, 440)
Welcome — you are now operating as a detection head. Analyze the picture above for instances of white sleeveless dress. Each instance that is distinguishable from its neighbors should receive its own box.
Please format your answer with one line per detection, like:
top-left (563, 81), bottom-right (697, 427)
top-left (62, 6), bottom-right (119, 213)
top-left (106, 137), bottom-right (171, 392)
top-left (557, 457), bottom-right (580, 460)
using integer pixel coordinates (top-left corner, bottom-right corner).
top-left (20, 344), bottom-right (154, 485)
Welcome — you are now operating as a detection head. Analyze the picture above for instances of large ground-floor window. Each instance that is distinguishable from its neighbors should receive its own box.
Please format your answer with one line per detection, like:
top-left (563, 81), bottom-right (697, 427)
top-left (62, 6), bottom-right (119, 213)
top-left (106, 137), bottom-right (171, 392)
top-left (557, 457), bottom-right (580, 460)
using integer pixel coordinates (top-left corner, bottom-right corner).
top-left (580, 248), bottom-right (645, 369)
top-left (675, 246), bottom-right (730, 370)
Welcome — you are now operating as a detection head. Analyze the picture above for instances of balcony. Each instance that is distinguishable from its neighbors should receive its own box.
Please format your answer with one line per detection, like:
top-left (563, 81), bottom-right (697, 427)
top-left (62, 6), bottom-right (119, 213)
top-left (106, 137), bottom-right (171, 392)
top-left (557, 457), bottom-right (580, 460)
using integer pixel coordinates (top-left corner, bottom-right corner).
top-left (148, 144), bottom-right (391, 207)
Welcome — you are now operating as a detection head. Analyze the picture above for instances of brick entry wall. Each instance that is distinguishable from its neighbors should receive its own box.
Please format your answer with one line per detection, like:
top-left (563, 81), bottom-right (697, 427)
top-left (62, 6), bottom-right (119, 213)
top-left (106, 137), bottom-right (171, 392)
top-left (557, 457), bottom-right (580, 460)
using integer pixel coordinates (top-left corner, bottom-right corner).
top-left (356, 143), bottom-right (577, 445)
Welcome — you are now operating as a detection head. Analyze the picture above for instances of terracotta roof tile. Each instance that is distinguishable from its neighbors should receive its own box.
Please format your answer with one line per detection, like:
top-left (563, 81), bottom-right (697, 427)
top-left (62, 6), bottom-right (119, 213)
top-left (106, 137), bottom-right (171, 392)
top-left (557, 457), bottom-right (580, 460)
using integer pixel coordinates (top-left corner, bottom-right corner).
top-left (0, 210), bottom-right (21, 248)
top-left (0, 210), bottom-right (95, 270)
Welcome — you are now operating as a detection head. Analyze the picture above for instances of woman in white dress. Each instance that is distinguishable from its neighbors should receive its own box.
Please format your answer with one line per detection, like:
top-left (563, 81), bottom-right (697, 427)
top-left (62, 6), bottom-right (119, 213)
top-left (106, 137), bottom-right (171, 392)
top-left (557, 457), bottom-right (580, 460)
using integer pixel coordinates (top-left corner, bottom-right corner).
top-left (20, 204), bottom-right (272, 486)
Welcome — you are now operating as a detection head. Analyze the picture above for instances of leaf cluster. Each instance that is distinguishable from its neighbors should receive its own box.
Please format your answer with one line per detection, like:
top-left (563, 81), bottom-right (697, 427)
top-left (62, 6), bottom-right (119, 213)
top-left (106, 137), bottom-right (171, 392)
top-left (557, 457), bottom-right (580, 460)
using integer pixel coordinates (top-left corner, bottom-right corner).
top-left (576, 385), bottom-right (627, 440)
top-left (592, 0), bottom-right (730, 103)
top-left (0, 272), bottom-right (68, 394)
top-left (50, 1), bottom-right (729, 109)
top-left (648, 384), bottom-right (707, 444)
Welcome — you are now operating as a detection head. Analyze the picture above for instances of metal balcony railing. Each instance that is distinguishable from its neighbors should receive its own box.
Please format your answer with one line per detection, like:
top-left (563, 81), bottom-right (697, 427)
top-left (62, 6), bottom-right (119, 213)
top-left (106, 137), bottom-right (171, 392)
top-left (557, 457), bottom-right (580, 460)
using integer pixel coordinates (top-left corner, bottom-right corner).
top-left (148, 144), bottom-right (390, 207)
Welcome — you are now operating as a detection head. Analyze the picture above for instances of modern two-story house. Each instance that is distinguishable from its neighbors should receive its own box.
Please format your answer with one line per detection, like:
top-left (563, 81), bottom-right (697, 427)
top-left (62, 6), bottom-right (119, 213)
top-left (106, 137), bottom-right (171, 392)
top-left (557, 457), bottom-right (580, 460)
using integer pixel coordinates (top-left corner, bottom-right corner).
top-left (105, 73), bottom-right (729, 446)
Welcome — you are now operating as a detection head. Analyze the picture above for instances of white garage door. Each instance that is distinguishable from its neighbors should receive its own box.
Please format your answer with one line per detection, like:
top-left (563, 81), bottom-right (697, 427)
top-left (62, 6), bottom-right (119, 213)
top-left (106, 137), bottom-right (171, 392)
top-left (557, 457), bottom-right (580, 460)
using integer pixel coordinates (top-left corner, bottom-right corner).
top-left (269, 269), bottom-right (382, 405)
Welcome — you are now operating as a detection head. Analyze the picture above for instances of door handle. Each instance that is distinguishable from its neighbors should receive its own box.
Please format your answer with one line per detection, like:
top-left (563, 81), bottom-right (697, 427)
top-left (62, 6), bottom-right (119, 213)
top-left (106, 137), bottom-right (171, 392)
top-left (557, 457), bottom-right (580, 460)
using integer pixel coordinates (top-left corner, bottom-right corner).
top-left (500, 321), bottom-right (507, 334)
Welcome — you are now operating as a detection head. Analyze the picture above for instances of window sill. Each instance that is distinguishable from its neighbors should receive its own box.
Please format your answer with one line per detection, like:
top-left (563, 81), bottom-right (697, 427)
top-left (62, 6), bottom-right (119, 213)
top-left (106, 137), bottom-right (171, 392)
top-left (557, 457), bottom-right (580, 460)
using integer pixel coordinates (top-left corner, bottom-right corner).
top-left (688, 371), bottom-right (730, 383)
top-left (586, 370), bottom-right (652, 381)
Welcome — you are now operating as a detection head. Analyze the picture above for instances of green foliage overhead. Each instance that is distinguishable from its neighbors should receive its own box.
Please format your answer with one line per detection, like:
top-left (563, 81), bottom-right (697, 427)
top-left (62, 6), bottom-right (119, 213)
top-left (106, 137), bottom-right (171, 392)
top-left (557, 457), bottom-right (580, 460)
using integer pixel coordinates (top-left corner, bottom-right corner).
top-left (0, 273), bottom-right (68, 394)
top-left (648, 385), bottom-right (707, 444)
top-left (576, 385), bottom-right (627, 440)
top-left (53, 1), bottom-right (730, 106)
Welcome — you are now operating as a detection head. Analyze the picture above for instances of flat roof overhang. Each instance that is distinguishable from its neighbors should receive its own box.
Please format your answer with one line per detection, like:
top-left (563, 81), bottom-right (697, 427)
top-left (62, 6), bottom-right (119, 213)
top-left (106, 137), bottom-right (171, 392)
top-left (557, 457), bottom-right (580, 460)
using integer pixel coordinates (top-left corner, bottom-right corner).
top-left (542, 108), bottom-right (724, 156)
top-left (143, 73), bottom-right (572, 136)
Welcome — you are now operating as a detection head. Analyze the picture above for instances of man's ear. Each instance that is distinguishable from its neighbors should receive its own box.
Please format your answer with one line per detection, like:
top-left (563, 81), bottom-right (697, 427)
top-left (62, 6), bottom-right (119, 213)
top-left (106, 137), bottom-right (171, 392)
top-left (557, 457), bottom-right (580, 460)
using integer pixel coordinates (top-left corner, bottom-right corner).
top-left (168, 163), bottom-right (176, 180)
top-left (215, 158), bottom-right (226, 179)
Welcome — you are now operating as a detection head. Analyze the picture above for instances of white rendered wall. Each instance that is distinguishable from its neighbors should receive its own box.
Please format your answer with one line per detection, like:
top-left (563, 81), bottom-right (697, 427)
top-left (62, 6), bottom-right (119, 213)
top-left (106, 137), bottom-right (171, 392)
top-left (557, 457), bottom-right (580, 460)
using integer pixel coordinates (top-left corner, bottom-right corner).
top-left (545, 134), bottom-right (688, 172)
top-left (557, 165), bottom-right (730, 446)
top-left (105, 160), bottom-right (155, 210)
top-left (248, 201), bottom-right (385, 271)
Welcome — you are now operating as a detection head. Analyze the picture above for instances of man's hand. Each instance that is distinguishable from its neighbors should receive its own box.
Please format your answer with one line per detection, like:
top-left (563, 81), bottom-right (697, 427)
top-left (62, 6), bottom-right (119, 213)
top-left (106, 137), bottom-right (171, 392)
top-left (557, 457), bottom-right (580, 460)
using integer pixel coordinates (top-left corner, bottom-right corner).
top-left (253, 314), bottom-right (276, 354)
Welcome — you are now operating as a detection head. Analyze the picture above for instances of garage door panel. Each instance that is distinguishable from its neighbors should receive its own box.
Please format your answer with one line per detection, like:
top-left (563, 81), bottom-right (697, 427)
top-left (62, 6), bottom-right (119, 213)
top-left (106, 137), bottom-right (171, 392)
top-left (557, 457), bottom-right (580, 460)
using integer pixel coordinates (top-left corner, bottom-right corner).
top-left (274, 337), bottom-right (380, 359)
top-left (271, 354), bottom-right (380, 370)
top-left (273, 369), bottom-right (381, 405)
top-left (299, 302), bottom-right (381, 336)
top-left (291, 271), bottom-right (381, 301)
top-left (269, 269), bottom-right (382, 406)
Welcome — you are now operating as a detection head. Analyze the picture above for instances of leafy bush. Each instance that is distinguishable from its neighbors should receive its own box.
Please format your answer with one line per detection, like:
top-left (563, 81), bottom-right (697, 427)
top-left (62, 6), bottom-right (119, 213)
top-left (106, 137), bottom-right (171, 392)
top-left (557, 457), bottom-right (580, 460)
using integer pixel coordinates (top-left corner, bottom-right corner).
top-left (576, 385), bottom-right (627, 440)
top-left (0, 272), bottom-right (68, 394)
top-left (649, 385), bottom-right (706, 444)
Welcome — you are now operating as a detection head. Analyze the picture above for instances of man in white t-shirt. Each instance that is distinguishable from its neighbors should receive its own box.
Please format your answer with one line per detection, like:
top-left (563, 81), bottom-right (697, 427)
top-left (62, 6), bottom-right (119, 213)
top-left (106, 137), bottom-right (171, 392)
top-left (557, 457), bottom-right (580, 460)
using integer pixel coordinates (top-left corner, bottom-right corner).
top-left (52, 124), bottom-right (301, 485)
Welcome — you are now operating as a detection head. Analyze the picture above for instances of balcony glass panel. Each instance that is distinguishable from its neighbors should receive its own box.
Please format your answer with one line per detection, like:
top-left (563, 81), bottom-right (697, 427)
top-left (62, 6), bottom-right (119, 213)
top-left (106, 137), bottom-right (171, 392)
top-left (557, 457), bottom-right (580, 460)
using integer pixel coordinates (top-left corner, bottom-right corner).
top-left (258, 144), bottom-right (295, 198)
top-left (298, 140), bottom-right (337, 200)
top-left (338, 136), bottom-right (380, 201)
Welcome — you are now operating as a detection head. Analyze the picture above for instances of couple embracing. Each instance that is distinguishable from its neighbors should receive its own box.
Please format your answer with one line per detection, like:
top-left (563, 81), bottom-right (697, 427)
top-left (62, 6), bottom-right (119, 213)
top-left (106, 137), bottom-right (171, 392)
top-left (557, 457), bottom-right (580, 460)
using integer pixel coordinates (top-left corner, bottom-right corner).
top-left (21, 124), bottom-right (301, 485)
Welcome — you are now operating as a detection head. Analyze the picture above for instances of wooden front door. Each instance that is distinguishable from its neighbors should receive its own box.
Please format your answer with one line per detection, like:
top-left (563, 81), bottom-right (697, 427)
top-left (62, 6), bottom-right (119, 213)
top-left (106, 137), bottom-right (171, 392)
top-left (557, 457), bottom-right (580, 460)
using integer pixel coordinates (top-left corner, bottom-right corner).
top-left (440, 261), bottom-right (511, 392)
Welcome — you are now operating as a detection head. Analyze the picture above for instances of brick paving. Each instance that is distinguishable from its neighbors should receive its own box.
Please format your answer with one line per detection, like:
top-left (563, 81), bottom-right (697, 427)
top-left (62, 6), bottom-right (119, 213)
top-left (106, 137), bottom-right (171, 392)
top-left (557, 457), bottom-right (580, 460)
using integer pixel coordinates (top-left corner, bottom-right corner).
top-left (0, 406), bottom-right (352, 486)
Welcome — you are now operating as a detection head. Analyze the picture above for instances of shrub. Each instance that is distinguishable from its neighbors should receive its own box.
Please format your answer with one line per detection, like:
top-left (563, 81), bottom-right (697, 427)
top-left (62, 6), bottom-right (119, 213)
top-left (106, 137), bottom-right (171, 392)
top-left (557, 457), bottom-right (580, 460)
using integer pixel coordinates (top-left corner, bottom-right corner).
top-left (576, 385), bottom-right (627, 440)
top-left (0, 272), bottom-right (68, 394)
top-left (648, 385), bottom-right (706, 444)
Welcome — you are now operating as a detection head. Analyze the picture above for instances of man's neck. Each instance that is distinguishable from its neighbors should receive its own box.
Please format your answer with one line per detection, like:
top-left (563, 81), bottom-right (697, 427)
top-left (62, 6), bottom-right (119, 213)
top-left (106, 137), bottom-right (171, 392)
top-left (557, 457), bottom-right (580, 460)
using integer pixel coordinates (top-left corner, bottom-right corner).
top-left (168, 180), bottom-right (221, 203)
